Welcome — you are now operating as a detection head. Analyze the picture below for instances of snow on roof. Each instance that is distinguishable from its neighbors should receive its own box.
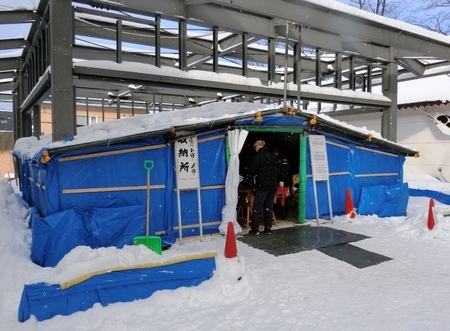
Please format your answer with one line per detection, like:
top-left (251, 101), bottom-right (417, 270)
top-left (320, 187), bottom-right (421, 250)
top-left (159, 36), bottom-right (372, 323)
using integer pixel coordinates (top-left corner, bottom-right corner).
top-left (14, 100), bottom-right (418, 161)
top-left (14, 102), bottom-right (280, 158)
top-left (306, 0), bottom-right (450, 45)
top-left (74, 60), bottom-right (392, 104)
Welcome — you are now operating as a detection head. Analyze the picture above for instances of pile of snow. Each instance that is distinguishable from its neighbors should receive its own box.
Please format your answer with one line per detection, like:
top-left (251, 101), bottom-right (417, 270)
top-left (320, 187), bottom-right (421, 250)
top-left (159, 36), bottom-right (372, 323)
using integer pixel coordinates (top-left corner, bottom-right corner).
top-left (2, 177), bottom-right (450, 330)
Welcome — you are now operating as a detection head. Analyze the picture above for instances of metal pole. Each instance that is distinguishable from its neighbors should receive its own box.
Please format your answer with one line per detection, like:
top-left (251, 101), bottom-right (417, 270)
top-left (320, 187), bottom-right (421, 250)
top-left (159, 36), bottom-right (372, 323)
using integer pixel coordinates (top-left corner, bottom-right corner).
top-left (312, 180), bottom-right (319, 226)
top-left (283, 22), bottom-right (289, 108)
top-left (197, 188), bottom-right (203, 241)
top-left (326, 179), bottom-right (333, 223)
top-left (297, 25), bottom-right (302, 111)
top-left (299, 133), bottom-right (307, 224)
top-left (176, 189), bottom-right (183, 244)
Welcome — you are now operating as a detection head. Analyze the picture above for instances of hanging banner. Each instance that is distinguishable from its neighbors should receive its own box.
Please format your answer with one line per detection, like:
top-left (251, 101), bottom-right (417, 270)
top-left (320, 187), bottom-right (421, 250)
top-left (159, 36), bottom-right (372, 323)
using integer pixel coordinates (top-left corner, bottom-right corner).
top-left (175, 136), bottom-right (200, 189)
top-left (309, 135), bottom-right (329, 181)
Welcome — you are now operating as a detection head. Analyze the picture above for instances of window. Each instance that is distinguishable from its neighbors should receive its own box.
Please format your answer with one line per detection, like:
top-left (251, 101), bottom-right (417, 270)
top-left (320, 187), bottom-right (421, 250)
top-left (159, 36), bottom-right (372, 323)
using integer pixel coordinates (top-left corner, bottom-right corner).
top-left (77, 115), bottom-right (98, 126)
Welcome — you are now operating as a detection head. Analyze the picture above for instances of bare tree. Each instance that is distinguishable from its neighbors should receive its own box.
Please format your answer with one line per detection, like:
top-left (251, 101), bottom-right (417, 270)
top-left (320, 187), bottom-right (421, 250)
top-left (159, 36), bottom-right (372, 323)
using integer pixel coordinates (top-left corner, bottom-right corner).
top-left (344, 0), bottom-right (408, 19)
top-left (340, 0), bottom-right (450, 35)
top-left (424, 0), bottom-right (450, 6)
top-left (410, 10), bottom-right (450, 35)
top-left (415, 0), bottom-right (450, 35)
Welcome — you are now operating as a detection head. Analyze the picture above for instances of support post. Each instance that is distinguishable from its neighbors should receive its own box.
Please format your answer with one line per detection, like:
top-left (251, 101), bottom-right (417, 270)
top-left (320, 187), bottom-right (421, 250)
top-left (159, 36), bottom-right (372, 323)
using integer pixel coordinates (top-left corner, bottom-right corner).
top-left (32, 105), bottom-right (41, 138)
top-left (50, 0), bottom-right (76, 141)
top-left (381, 47), bottom-right (398, 142)
top-left (298, 133), bottom-right (307, 224)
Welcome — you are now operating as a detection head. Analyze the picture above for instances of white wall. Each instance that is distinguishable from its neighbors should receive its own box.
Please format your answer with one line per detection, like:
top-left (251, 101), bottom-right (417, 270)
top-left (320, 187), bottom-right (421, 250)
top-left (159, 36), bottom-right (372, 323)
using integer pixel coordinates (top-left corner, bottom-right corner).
top-left (337, 104), bottom-right (450, 180)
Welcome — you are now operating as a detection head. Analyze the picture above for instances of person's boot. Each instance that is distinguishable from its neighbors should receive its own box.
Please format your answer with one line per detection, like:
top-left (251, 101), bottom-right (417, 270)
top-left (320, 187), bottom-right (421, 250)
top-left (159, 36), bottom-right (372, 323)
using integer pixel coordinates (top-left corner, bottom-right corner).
top-left (263, 227), bottom-right (272, 235)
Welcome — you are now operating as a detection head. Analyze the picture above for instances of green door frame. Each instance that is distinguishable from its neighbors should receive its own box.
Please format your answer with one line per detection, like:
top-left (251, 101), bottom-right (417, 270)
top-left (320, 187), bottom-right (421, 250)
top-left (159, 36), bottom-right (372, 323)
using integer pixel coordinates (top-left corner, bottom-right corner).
top-left (234, 126), bottom-right (306, 224)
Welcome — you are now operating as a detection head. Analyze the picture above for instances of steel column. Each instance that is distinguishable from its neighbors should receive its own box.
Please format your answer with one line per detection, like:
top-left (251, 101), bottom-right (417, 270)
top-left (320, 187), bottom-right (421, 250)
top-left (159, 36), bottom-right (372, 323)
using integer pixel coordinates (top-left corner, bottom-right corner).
top-left (242, 33), bottom-right (248, 77)
top-left (155, 15), bottom-right (161, 68)
top-left (268, 38), bottom-right (276, 84)
top-left (32, 105), bottom-right (41, 138)
top-left (381, 48), bottom-right (398, 142)
top-left (178, 20), bottom-right (187, 70)
top-left (213, 27), bottom-right (218, 73)
top-left (116, 18), bottom-right (122, 63)
top-left (50, 0), bottom-right (76, 141)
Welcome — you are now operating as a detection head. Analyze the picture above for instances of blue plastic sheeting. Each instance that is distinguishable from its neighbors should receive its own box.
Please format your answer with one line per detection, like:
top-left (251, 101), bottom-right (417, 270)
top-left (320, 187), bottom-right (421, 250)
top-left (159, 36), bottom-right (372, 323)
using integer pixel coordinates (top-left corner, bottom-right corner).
top-left (18, 133), bottom-right (225, 218)
top-left (15, 115), bottom-right (408, 267)
top-left (45, 137), bottom-right (173, 216)
top-left (235, 113), bottom-right (309, 127)
top-left (21, 132), bottom-right (225, 267)
top-left (30, 208), bottom-right (90, 267)
top-left (18, 256), bottom-right (216, 322)
top-left (304, 134), bottom-right (405, 219)
top-left (30, 205), bottom-right (177, 267)
top-left (358, 183), bottom-right (409, 217)
top-left (409, 188), bottom-right (450, 205)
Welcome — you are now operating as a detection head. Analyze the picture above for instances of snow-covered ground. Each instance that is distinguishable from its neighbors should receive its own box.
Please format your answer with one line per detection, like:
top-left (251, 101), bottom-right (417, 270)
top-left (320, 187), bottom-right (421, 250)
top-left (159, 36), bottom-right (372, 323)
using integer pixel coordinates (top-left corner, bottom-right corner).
top-left (1, 174), bottom-right (450, 330)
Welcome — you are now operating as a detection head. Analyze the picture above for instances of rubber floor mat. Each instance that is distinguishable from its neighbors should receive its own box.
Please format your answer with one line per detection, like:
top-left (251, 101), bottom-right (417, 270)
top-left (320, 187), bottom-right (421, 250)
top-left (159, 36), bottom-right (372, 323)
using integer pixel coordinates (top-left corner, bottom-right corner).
top-left (238, 225), bottom-right (370, 257)
top-left (317, 243), bottom-right (392, 268)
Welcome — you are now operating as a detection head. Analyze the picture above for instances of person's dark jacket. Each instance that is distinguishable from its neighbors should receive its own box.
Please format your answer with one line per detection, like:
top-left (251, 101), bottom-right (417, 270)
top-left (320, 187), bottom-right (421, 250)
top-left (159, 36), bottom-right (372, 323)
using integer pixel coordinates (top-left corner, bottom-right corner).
top-left (246, 146), bottom-right (278, 190)
top-left (276, 152), bottom-right (290, 183)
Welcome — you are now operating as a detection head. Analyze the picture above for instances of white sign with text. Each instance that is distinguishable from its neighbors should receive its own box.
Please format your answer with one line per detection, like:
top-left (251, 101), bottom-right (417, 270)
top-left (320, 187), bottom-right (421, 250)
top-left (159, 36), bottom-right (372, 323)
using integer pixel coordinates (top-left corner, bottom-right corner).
top-left (174, 136), bottom-right (200, 189)
top-left (308, 134), bottom-right (333, 224)
top-left (309, 135), bottom-right (329, 181)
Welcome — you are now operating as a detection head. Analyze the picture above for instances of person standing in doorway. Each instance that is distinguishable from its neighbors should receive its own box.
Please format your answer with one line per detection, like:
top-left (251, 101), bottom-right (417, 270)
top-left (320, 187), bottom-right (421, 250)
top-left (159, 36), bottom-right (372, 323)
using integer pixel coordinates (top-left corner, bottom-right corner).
top-left (246, 140), bottom-right (278, 235)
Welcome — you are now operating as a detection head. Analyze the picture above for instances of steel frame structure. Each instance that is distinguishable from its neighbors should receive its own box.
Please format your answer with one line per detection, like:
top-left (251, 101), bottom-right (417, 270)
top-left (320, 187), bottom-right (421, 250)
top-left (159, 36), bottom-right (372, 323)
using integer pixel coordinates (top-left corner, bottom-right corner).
top-left (1, 0), bottom-right (450, 142)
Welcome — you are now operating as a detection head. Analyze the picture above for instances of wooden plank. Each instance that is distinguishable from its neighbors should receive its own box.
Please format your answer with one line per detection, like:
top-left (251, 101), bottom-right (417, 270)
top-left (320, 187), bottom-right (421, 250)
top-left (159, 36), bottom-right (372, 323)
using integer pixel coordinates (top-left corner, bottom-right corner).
top-left (173, 221), bottom-right (221, 230)
top-left (58, 143), bottom-right (167, 162)
top-left (62, 184), bottom-right (165, 194)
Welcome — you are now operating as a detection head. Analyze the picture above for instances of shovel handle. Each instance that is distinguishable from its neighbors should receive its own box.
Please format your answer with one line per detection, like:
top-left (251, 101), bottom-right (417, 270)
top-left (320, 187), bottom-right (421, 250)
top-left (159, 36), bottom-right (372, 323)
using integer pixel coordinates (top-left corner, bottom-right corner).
top-left (144, 160), bottom-right (153, 236)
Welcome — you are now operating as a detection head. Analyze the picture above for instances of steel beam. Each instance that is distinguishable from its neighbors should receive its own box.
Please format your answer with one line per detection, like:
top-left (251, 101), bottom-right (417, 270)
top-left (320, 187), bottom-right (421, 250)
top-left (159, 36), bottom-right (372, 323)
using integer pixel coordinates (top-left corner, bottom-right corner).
top-left (0, 10), bottom-right (36, 24)
top-left (0, 38), bottom-right (28, 50)
top-left (73, 63), bottom-right (393, 107)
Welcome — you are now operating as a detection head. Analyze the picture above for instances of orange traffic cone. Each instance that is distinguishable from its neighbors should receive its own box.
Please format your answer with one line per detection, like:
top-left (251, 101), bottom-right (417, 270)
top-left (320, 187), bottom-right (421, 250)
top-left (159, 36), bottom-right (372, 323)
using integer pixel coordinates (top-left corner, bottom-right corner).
top-left (224, 222), bottom-right (238, 258)
top-left (345, 188), bottom-right (356, 218)
top-left (427, 198), bottom-right (435, 230)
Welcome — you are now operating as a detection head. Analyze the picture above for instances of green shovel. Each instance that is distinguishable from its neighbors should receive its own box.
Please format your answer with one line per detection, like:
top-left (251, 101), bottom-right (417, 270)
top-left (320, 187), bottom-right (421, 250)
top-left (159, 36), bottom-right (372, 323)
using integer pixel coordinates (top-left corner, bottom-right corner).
top-left (133, 160), bottom-right (162, 254)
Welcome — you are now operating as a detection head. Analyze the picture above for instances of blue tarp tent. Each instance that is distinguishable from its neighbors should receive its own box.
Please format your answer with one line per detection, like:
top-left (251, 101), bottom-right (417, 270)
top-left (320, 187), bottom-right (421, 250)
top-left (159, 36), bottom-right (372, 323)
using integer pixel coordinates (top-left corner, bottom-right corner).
top-left (19, 130), bottom-right (226, 267)
top-left (235, 113), bottom-right (413, 220)
top-left (13, 105), bottom-right (417, 268)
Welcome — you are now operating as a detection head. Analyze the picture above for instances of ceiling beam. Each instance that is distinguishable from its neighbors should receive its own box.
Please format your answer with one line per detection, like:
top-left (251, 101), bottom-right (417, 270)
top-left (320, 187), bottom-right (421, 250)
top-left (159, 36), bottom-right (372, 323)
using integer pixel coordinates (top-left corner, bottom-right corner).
top-left (0, 38), bottom-right (28, 50)
top-left (0, 10), bottom-right (36, 24)
top-left (0, 58), bottom-right (20, 72)
top-left (73, 62), bottom-right (392, 107)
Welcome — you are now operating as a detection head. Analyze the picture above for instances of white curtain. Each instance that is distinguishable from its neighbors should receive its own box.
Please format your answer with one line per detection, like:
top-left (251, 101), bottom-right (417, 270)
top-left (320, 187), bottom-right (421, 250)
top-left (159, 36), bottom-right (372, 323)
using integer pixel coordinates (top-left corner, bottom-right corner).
top-left (219, 129), bottom-right (249, 235)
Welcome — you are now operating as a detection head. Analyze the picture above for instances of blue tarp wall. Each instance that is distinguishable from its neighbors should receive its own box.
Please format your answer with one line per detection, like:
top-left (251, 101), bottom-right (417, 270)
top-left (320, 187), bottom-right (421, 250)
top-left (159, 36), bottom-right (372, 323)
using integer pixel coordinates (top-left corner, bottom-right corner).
top-left (15, 131), bottom-right (226, 267)
top-left (15, 114), bottom-right (407, 267)
top-left (358, 182), bottom-right (409, 217)
top-left (236, 114), bottom-right (407, 219)
top-left (304, 134), bottom-right (406, 218)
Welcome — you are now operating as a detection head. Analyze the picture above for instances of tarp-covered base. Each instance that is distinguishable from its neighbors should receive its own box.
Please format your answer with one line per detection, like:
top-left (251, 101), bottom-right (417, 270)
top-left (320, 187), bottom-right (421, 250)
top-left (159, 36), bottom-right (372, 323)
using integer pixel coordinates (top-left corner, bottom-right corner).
top-left (18, 255), bottom-right (216, 322)
top-left (409, 188), bottom-right (450, 205)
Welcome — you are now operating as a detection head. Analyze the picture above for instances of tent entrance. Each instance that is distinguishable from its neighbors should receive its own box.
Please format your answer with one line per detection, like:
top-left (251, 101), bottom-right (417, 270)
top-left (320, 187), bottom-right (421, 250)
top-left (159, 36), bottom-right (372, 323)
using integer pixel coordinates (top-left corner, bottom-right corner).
top-left (238, 127), bottom-right (305, 224)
